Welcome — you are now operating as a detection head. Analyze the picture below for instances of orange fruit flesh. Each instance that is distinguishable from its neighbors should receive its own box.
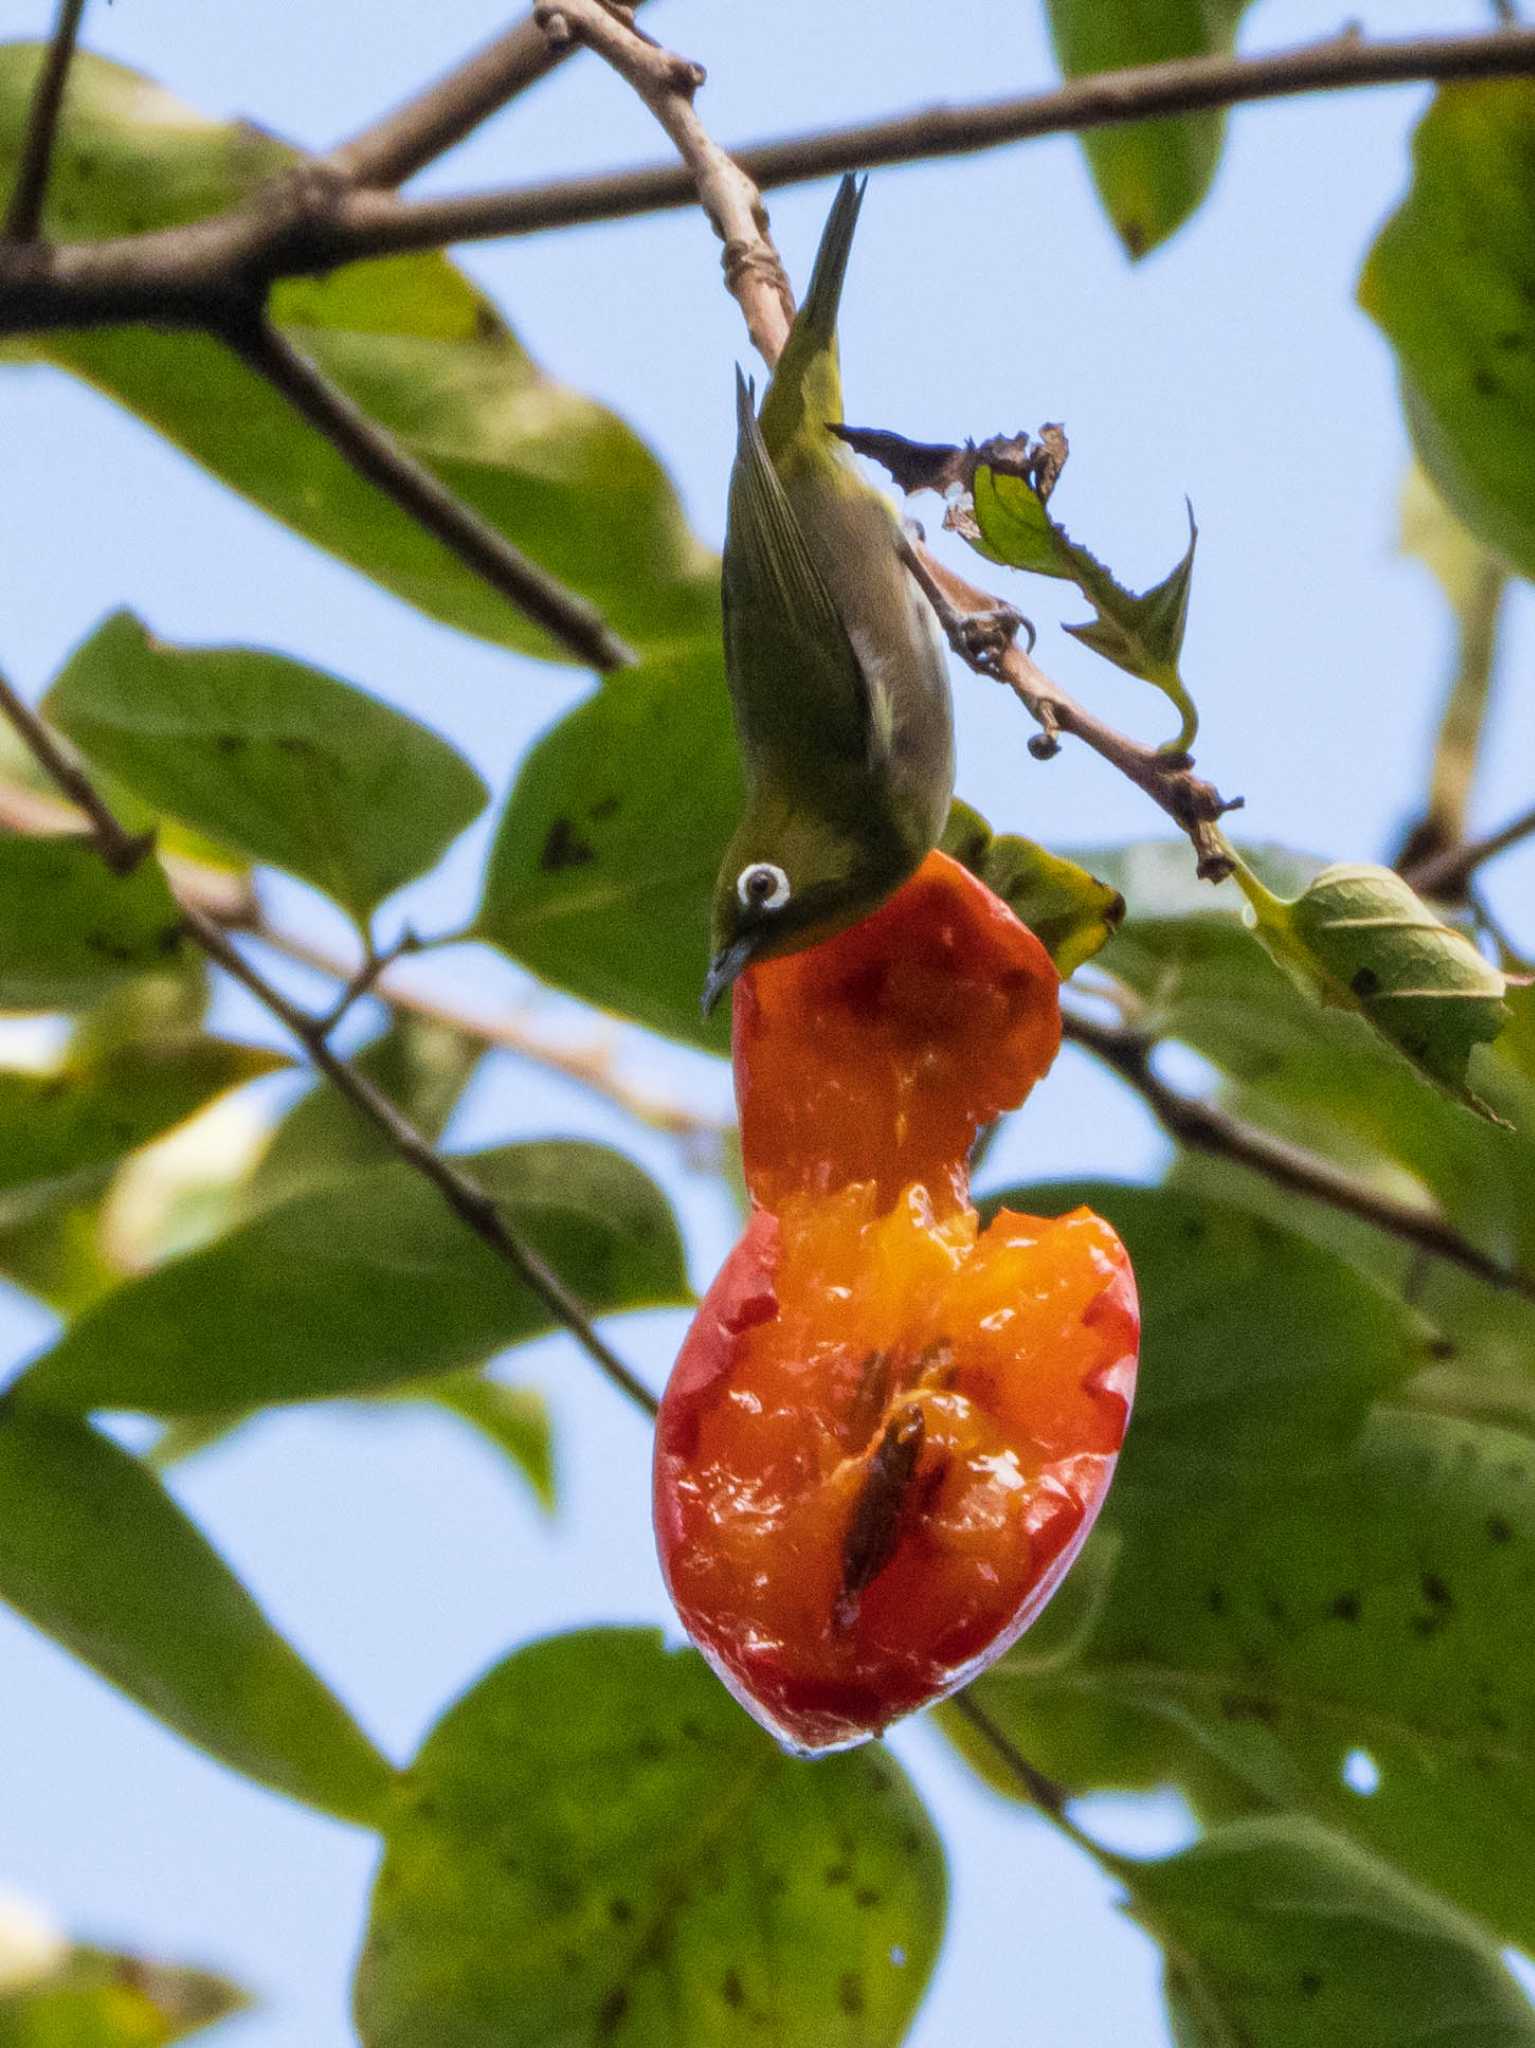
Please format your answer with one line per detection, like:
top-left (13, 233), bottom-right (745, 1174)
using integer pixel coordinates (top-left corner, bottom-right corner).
top-left (656, 1183), bottom-right (1138, 1753)
top-left (735, 851), bottom-right (1062, 1212)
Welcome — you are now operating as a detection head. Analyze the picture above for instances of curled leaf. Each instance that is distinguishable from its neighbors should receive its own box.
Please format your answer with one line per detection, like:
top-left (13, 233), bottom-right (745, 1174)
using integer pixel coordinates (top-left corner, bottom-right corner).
top-left (836, 422), bottom-right (1199, 753)
top-left (1234, 859), bottom-right (1511, 1121)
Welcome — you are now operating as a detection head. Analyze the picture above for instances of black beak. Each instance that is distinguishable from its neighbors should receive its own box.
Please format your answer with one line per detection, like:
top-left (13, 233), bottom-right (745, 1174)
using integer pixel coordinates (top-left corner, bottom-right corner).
top-left (701, 938), bottom-right (754, 1018)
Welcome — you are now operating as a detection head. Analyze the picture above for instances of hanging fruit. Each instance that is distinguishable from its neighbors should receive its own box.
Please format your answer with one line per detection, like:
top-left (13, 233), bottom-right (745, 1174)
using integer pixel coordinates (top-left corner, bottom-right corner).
top-left (656, 851), bottom-right (1139, 1753)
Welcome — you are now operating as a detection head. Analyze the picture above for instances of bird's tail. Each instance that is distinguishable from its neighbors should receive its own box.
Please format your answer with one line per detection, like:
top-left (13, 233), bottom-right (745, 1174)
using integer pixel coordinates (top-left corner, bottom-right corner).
top-left (796, 172), bottom-right (867, 351)
top-left (757, 173), bottom-right (868, 464)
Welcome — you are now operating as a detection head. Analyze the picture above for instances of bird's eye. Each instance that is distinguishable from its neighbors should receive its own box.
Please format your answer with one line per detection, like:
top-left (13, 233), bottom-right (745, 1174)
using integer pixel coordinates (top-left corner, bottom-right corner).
top-left (737, 861), bottom-right (791, 912)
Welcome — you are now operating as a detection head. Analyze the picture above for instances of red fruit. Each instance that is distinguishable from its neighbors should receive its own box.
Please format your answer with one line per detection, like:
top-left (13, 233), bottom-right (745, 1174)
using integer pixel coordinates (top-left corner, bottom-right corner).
top-left (655, 851), bottom-right (1139, 1752)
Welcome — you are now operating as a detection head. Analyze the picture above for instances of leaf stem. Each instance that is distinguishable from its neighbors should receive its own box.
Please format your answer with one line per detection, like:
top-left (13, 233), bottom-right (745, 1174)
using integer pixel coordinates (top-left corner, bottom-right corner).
top-left (219, 314), bottom-right (635, 674)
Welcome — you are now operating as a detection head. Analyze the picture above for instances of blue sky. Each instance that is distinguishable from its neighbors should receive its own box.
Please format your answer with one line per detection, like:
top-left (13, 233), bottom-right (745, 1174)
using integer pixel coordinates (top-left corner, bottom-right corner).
top-left (2, 1), bottom-right (1533, 2043)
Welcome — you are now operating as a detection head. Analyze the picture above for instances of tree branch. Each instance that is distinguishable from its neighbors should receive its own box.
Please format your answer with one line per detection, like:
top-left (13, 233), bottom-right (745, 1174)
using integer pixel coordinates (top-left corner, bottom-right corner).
top-left (323, 9), bottom-right (590, 190)
top-left (2, 0), bottom-right (87, 244)
top-left (1062, 1006), bottom-right (1535, 1304)
top-left (1404, 798), bottom-right (1535, 901)
top-left (8, 28), bottom-right (1535, 331)
top-left (0, 686), bottom-right (660, 1420)
top-left (220, 314), bottom-right (635, 673)
top-left (531, 0), bottom-right (793, 362)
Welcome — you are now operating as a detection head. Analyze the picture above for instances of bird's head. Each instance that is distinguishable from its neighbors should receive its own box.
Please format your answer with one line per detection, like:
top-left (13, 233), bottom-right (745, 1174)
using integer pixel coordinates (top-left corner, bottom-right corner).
top-left (703, 808), bottom-right (901, 1015)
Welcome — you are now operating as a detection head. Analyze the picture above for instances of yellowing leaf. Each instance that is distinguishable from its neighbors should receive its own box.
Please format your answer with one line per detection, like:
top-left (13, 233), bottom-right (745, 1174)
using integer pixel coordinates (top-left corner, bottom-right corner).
top-left (942, 799), bottom-right (1123, 975)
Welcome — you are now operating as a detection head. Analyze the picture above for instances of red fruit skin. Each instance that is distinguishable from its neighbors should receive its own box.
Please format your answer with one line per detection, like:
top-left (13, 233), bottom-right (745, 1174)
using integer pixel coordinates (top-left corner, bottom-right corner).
top-left (655, 849), bottom-right (1140, 1753)
top-left (655, 1195), bottom-right (1138, 1753)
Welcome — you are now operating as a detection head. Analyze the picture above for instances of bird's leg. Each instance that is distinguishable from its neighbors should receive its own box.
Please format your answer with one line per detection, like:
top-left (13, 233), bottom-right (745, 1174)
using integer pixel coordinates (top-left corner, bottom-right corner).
top-left (898, 530), bottom-right (1036, 672)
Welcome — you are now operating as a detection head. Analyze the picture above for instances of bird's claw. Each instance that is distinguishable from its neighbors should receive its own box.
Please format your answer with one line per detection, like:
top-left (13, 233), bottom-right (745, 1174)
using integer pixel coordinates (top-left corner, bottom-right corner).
top-left (954, 603), bottom-right (1034, 673)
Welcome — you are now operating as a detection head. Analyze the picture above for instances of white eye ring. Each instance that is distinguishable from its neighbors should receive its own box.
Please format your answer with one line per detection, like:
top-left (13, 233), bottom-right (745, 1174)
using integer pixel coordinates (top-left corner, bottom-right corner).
top-left (737, 861), bottom-right (791, 913)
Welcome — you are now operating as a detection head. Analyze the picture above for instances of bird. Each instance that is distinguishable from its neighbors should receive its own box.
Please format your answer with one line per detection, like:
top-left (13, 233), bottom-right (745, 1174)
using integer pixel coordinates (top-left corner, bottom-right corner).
top-left (702, 173), bottom-right (956, 1015)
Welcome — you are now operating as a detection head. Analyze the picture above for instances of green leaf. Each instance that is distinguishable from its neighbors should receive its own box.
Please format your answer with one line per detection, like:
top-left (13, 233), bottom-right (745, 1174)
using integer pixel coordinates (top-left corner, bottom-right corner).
top-left (956, 1406), bottom-right (1535, 1948)
top-left (942, 800), bottom-right (1123, 975)
top-left (354, 1628), bottom-right (945, 2048)
top-left (977, 1181), bottom-right (1430, 1494)
top-left (1360, 80), bottom-right (1535, 581)
top-left (477, 646), bottom-right (741, 1054)
top-left (0, 836), bottom-right (184, 1010)
top-left (18, 1141), bottom-right (687, 1415)
top-left (970, 464), bottom-right (1199, 750)
top-left (0, 1933), bottom-right (247, 2047)
top-left (1086, 841), bottom-right (1535, 1267)
top-left (0, 1037), bottom-right (281, 1202)
top-left (0, 1403), bottom-right (392, 1821)
top-left (1233, 858), bottom-right (1512, 1122)
top-left (0, 47), bottom-right (718, 661)
top-left (1127, 1816), bottom-right (1535, 2047)
top-left (426, 1372), bottom-right (555, 1514)
top-left (242, 1012), bottom-right (481, 1216)
top-left (1045, 1), bottom-right (1252, 257)
top-left (46, 613), bottom-right (487, 923)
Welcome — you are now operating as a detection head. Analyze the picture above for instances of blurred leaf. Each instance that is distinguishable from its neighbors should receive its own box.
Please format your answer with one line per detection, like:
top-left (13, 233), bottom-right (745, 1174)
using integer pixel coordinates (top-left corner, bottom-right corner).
top-left (0, 1038), bottom-right (281, 1201)
top-left (0, 837), bottom-right (184, 1011)
top-left (47, 613), bottom-right (487, 923)
top-left (970, 464), bottom-right (1198, 750)
top-left (979, 1181), bottom-right (1430, 1493)
top-left (242, 1012), bottom-right (481, 1216)
top-left (477, 647), bottom-right (741, 1054)
top-left (425, 1372), bottom-right (554, 1513)
top-left (1127, 1816), bottom-right (1535, 2047)
top-left (942, 800), bottom-right (1122, 975)
top-left (0, 1933), bottom-right (247, 2046)
top-left (1045, 0), bottom-right (1252, 257)
top-left (0, 48), bottom-right (719, 662)
top-left (0, 1403), bottom-right (392, 1821)
top-left (1234, 859), bottom-right (1511, 1121)
top-left (1361, 80), bottom-right (1535, 581)
top-left (956, 1405), bottom-right (1535, 1948)
top-left (354, 1628), bottom-right (944, 2048)
top-left (19, 1141), bottom-right (687, 1414)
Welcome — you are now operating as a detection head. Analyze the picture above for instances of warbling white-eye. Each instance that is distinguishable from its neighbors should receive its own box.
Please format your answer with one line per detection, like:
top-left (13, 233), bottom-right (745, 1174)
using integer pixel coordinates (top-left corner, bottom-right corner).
top-left (702, 175), bottom-right (955, 1014)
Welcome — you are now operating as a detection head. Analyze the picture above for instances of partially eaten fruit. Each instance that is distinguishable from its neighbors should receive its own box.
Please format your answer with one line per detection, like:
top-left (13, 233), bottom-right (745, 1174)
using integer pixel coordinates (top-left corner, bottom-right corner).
top-left (656, 850), bottom-right (1139, 1752)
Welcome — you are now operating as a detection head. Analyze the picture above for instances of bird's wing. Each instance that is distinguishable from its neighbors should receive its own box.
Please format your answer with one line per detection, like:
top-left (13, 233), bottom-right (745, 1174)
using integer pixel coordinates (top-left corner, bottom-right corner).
top-left (723, 369), bottom-right (876, 776)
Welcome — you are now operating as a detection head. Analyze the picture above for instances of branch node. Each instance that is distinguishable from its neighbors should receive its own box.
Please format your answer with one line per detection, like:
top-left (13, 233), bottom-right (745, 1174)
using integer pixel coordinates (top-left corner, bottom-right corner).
top-left (535, 8), bottom-right (574, 50)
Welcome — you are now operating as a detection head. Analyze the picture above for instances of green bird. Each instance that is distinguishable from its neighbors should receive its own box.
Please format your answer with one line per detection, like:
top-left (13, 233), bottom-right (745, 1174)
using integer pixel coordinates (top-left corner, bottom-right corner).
top-left (702, 174), bottom-right (955, 1014)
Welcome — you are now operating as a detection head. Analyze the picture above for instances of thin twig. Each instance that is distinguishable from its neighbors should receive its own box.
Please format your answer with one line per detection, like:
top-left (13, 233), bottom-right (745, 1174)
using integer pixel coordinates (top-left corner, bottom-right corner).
top-left (1394, 554), bottom-right (1507, 887)
top-left (9, 29), bottom-right (1535, 332)
top-left (912, 550), bottom-right (1243, 878)
top-left (532, 0), bottom-right (794, 362)
top-left (1063, 1007), bottom-right (1535, 1304)
top-left (2, 0), bottom-right (88, 244)
top-left (220, 314), bottom-right (634, 672)
top-left (947, 1691), bottom-right (1072, 1819)
top-left (0, 704), bottom-right (659, 1419)
top-left (324, 10), bottom-right (583, 189)
top-left (1404, 799), bottom-right (1535, 900)
top-left (0, 667), bottom-right (149, 874)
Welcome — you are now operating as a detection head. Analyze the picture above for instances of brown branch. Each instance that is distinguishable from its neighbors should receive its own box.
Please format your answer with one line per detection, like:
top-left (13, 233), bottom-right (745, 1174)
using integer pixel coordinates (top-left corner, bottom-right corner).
top-left (531, 0), bottom-right (793, 362)
top-left (0, 692), bottom-right (660, 1420)
top-left (220, 314), bottom-right (634, 673)
top-left (10, 28), bottom-right (1535, 332)
top-left (908, 548), bottom-right (1242, 880)
top-left (1404, 799), bottom-right (1535, 900)
top-left (324, 12), bottom-right (577, 189)
top-left (2, 0), bottom-right (88, 244)
top-left (1063, 1006), bottom-right (1535, 1304)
